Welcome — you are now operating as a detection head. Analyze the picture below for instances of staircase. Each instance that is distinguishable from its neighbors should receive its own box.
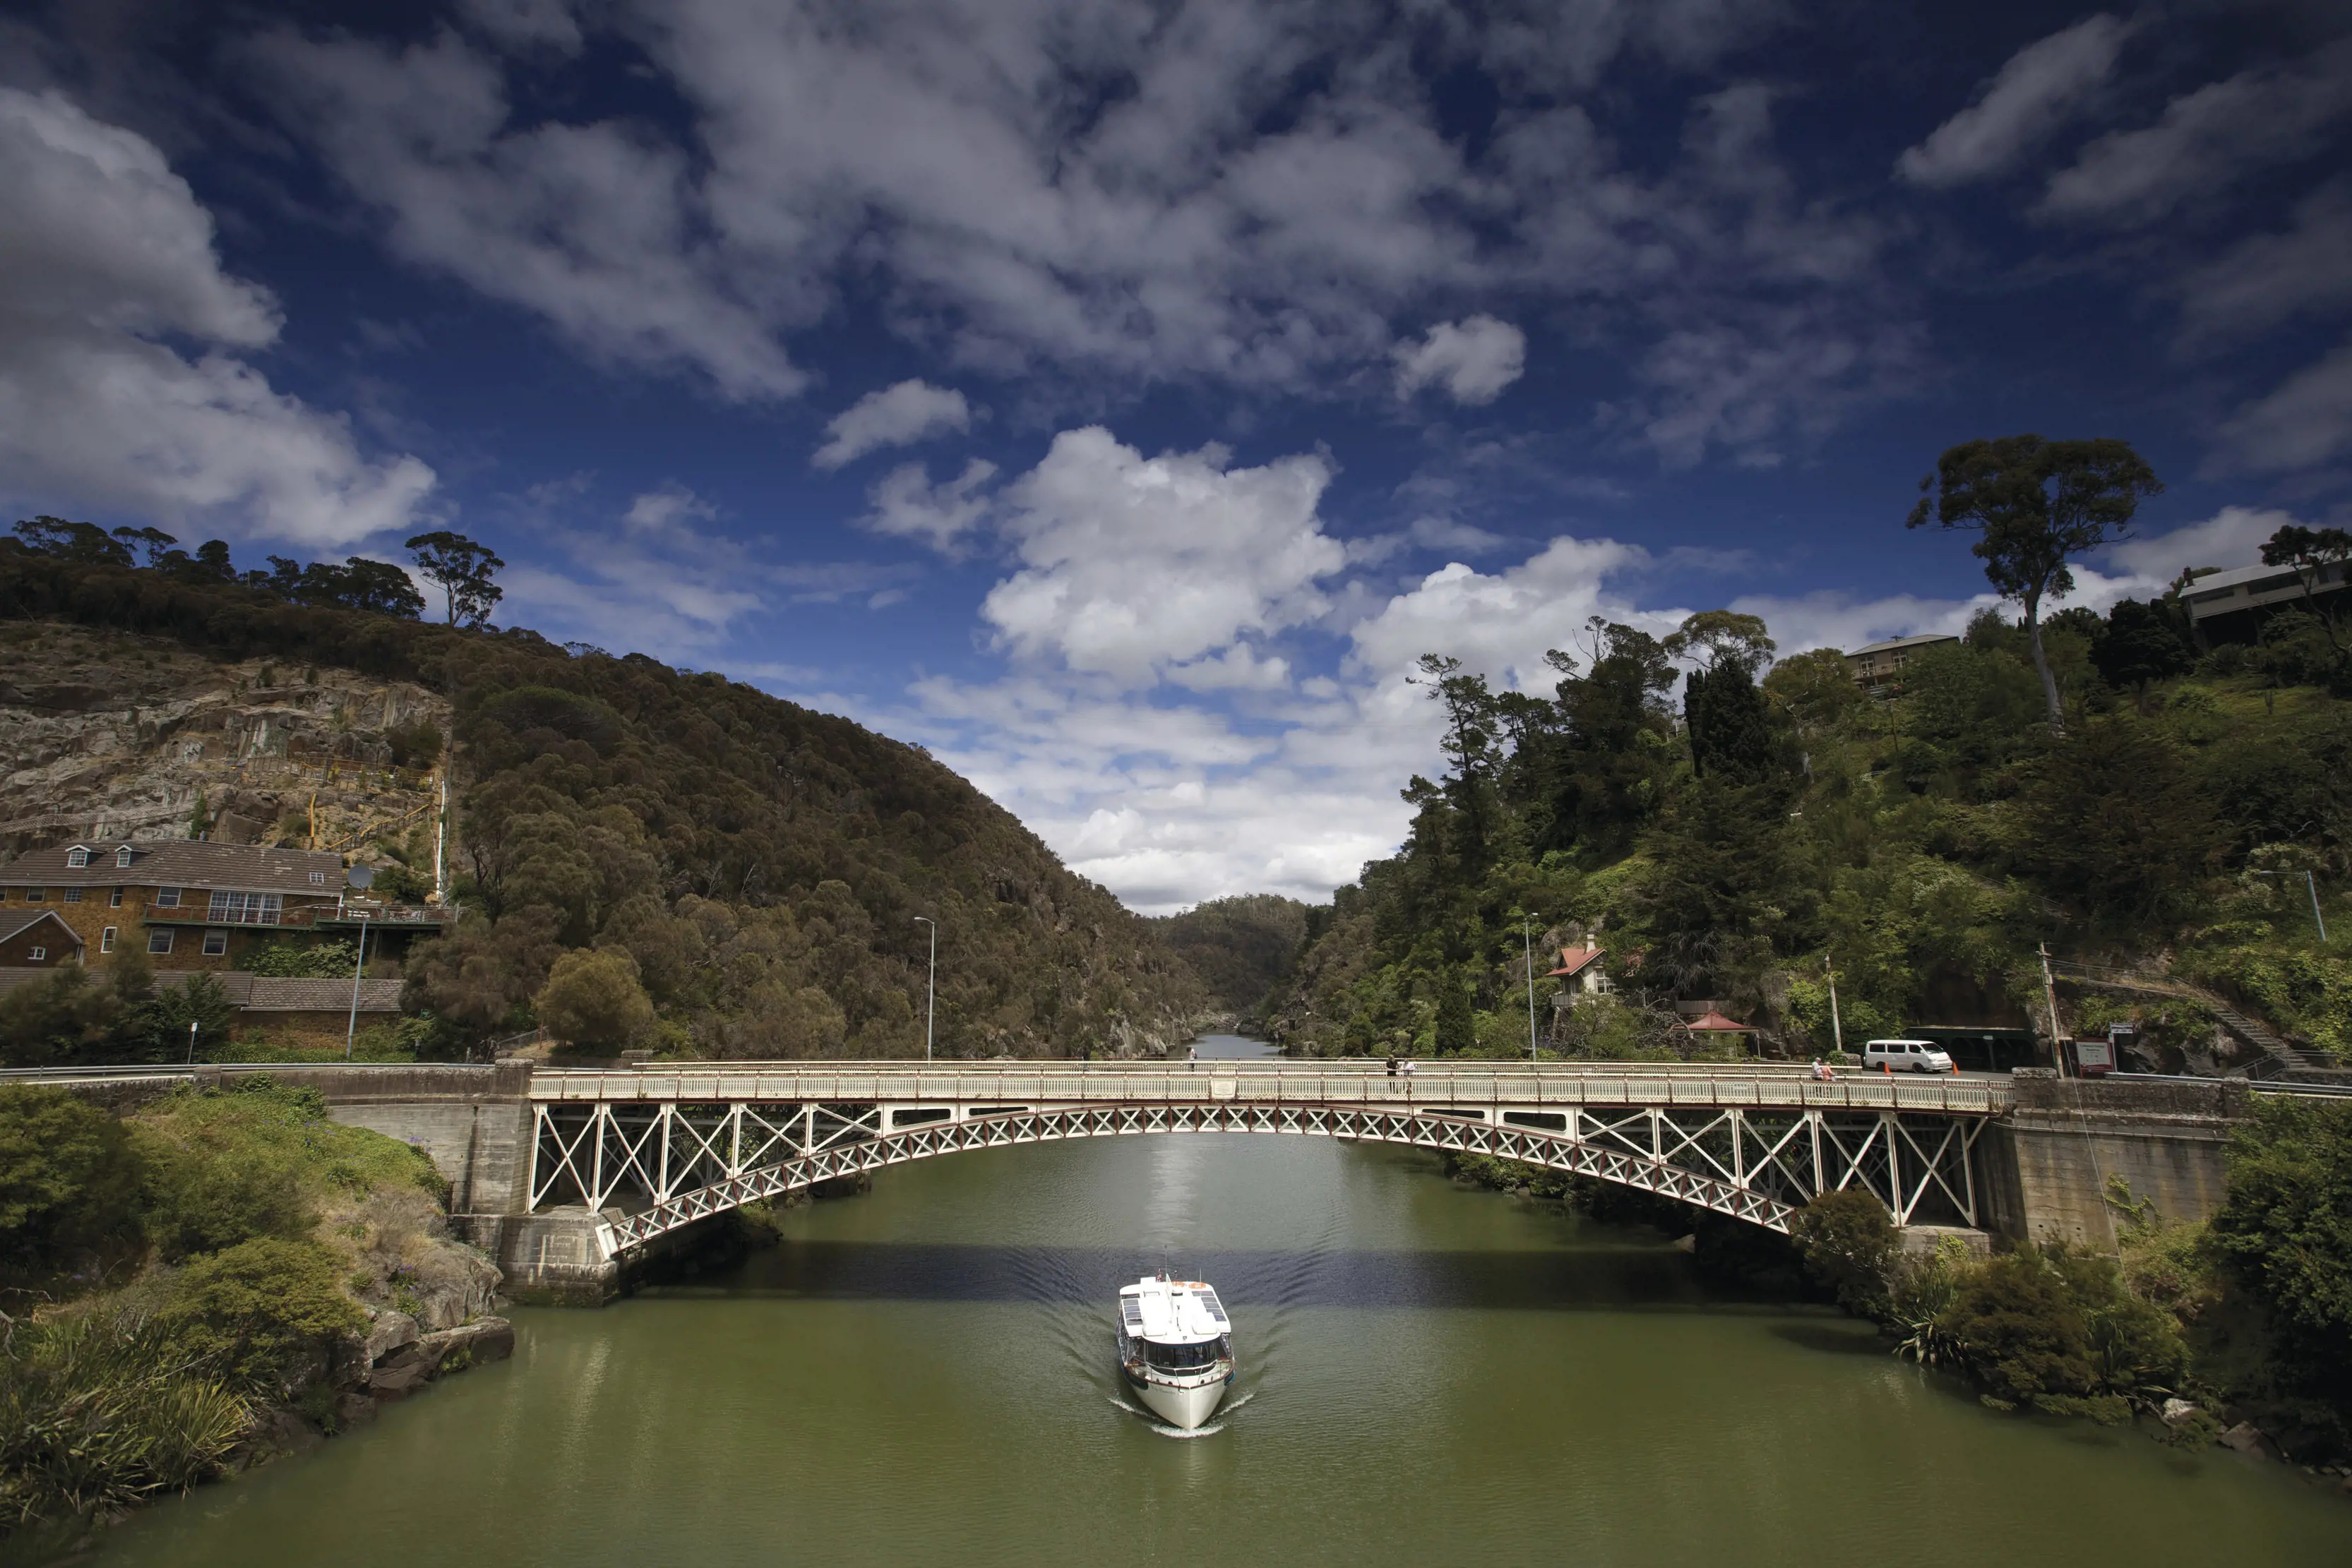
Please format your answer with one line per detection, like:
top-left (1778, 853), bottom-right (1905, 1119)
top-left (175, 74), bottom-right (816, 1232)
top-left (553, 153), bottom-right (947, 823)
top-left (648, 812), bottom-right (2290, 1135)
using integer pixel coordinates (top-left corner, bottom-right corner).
top-left (2048, 960), bottom-right (2347, 1084)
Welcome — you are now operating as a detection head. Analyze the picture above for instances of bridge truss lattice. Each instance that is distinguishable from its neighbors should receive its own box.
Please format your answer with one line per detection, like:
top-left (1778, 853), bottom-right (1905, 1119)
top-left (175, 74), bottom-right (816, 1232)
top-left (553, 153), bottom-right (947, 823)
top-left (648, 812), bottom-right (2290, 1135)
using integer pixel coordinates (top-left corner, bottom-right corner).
top-left (527, 1098), bottom-right (1990, 1260)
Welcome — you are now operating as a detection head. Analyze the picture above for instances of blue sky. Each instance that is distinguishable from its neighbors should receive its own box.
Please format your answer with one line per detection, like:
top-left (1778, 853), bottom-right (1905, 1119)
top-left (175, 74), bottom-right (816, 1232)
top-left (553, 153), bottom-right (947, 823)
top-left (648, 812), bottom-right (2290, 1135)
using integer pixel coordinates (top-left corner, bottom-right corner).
top-left (4, 0), bottom-right (2349, 910)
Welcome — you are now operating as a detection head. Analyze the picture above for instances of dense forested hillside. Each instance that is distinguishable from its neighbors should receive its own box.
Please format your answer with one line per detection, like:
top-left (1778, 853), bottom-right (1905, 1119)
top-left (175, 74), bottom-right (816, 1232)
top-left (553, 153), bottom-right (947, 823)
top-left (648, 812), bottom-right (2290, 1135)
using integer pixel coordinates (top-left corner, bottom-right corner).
top-left (1149, 894), bottom-right (1311, 1027)
top-left (1267, 598), bottom-right (2350, 1065)
top-left (0, 546), bottom-right (1205, 1058)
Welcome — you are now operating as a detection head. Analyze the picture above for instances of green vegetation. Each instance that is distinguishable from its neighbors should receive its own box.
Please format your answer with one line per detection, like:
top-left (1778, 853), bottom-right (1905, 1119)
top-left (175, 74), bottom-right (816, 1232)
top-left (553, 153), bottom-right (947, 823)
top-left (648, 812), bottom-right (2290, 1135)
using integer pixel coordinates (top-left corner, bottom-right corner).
top-left (2, 542), bottom-right (1205, 1061)
top-left (1268, 593), bottom-right (2346, 1067)
top-left (1776, 1098), bottom-right (2352, 1459)
top-left (0, 961), bottom-right (241, 1070)
top-left (0, 1077), bottom-right (460, 1542)
top-left (1150, 894), bottom-right (1311, 1026)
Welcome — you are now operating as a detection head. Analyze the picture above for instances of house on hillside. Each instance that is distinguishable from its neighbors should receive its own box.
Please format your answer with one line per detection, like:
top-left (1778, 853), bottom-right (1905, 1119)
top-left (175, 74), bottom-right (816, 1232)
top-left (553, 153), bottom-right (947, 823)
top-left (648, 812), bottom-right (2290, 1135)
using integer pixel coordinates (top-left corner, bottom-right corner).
top-left (1548, 943), bottom-right (1611, 998)
top-left (0, 840), bottom-right (447, 972)
top-left (1845, 634), bottom-right (1958, 688)
top-left (2178, 558), bottom-right (2348, 647)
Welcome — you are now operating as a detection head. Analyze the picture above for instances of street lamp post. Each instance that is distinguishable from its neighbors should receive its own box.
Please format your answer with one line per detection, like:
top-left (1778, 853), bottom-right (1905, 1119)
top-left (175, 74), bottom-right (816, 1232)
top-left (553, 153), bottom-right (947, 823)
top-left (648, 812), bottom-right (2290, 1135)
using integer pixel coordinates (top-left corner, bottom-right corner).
top-left (344, 866), bottom-right (375, 1061)
top-left (186, 1018), bottom-right (198, 1065)
top-left (1522, 912), bottom-right (1541, 1062)
top-left (913, 916), bottom-right (936, 1061)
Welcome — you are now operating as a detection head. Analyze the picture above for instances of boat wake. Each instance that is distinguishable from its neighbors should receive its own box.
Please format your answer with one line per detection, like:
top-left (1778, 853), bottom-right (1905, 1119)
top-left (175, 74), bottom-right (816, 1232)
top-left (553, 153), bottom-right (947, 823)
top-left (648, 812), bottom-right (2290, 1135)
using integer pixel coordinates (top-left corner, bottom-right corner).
top-left (1107, 1392), bottom-right (1248, 1439)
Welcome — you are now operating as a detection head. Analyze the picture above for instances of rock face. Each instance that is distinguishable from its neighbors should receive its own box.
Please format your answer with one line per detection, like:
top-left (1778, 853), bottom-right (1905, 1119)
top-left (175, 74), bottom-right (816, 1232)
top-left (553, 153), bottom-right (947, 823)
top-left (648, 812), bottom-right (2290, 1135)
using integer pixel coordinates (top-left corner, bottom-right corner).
top-left (0, 621), bottom-right (450, 857)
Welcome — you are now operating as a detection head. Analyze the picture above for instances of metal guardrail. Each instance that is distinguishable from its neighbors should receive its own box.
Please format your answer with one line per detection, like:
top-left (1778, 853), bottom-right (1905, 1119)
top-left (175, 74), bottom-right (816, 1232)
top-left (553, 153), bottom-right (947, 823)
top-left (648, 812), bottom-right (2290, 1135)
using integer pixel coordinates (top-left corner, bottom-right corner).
top-left (2111, 1071), bottom-right (2352, 1099)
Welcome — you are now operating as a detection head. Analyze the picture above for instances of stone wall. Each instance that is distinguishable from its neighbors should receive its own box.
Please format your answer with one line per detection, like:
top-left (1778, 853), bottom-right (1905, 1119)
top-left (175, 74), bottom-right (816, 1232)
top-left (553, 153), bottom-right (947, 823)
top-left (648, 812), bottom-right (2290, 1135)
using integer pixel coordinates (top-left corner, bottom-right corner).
top-left (1980, 1070), bottom-right (2249, 1249)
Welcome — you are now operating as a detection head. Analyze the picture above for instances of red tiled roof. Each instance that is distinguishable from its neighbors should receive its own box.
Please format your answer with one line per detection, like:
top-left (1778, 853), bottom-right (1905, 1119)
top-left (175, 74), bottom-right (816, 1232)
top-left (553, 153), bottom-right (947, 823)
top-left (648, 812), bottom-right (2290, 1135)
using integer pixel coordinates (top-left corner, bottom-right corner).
top-left (1547, 944), bottom-right (1604, 977)
top-left (1676, 1010), bottom-right (1753, 1031)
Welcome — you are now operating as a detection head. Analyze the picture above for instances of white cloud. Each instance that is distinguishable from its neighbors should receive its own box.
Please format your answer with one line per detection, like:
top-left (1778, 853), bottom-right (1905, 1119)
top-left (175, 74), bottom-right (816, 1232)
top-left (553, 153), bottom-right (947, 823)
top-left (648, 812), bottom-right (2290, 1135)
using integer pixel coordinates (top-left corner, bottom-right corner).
top-left (2175, 181), bottom-right (2352, 351)
top-left (1896, 15), bottom-right (2127, 188)
top-left (812, 379), bottom-right (973, 469)
top-left (2106, 504), bottom-right (2292, 580)
top-left (458, 0), bottom-right (583, 53)
top-left (1392, 315), bottom-right (1526, 404)
top-left (623, 479), bottom-right (717, 533)
top-left (860, 457), bottom-right (997, 551)
top-left (225, 3), bottom-right (1909, 463)
top-left (1620, 303), bottom-right (1920, 469)
top-left (241, 28), bottom-right (806, 400)
top-left (0, 88), bottom-right (435, 546)
top-left (981, 427), bottom-right (1347, 684)
top-left (2212, 337), bottom-right (2352, 474)
top-left (2038, 42), bottom-right (2352, 227)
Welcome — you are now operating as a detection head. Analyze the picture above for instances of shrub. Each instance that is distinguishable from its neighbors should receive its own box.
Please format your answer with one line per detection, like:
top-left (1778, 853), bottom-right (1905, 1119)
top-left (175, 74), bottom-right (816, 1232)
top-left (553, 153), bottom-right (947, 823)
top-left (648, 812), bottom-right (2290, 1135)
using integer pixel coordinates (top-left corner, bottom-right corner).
top-left (1791, 1189), bottom-right (1899, 1320)
top-left (536, 947), bottom-right (655, 1053)
top-left (0, 1087), bottom-right (143, 1278)
top-left (160, 1238), bottom-right (364, 1394)
top-left (0, 1305), bottom-right (251, 1531)
top-left (2212, 1096), bottom-right (2352, 1409)
top-left (1941, 1249), bottom-right (2096, 1409)
top-left (244, 940), bottom-right (362, 979)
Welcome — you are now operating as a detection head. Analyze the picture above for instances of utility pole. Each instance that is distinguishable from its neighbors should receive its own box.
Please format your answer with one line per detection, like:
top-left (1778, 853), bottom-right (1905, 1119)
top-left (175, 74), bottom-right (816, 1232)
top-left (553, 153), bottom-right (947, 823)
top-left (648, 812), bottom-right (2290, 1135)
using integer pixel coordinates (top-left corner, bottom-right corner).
top-left (2038, 942), bottom-right (2066, 1076)
top-left (1824, 954), bottom-right (1844, 1057)
top-left (1522, 912), bottom-right (1541, 1062)
top-left (913, 916), bottom-right (937, 1062)
top-left (346, 912), bottom-right (371, 1060)
top-left (2308, 870), bottom-right (2329, 943)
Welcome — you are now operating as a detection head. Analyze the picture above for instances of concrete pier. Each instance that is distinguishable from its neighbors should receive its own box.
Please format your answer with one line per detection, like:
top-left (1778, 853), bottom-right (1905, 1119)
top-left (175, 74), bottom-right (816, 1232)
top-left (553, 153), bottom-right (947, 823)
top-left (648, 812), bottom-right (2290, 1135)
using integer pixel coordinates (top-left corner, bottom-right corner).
top-left (1978, 1070), bottom-right (2248, 1247)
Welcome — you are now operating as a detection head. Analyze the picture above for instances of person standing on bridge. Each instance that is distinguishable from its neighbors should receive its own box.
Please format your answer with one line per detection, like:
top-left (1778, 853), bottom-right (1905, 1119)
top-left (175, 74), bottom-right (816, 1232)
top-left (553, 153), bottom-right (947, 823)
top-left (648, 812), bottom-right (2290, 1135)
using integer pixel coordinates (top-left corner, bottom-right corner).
top-left (1385, 1055), bottom-right (1398, 1077)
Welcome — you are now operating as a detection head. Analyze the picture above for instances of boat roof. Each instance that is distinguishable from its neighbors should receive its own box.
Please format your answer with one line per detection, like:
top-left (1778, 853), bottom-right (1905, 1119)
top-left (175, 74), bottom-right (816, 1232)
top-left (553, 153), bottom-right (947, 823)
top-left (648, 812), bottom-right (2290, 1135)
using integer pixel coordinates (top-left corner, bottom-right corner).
top-left (1118, 1276), bottom-right (1230, 1343)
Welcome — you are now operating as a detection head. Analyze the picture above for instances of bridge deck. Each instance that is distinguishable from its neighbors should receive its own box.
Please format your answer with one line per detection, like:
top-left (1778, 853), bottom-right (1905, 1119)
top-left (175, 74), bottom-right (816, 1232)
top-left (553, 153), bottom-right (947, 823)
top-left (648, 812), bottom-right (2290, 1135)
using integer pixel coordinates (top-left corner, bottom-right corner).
top-left (525, 1061), bottom-right (2012, 1115)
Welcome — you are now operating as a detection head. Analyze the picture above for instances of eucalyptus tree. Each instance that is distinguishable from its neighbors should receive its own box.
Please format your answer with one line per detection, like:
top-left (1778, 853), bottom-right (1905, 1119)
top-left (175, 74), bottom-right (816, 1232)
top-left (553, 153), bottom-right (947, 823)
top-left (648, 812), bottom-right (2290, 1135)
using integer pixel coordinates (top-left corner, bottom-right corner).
top-left (1906, 436), bottom-right (2162, 734)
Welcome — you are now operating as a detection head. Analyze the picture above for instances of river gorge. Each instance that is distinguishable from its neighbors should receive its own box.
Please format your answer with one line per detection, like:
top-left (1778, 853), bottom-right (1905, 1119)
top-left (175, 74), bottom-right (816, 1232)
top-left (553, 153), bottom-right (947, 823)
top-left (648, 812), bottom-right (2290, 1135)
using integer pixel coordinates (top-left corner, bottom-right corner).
top-left (85, 1041), bottom-right (2352, 1568)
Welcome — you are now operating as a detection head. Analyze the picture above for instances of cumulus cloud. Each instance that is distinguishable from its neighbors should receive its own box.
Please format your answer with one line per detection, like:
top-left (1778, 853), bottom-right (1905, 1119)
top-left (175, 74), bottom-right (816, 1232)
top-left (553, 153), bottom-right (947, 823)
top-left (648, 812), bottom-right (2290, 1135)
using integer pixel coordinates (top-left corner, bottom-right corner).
top-left (1392, 316), bottom-right (1526, 405)
top-left (217, 1), bottom-right (1907, 463)
top-left (1896, 15), bottom-right (2127, 188)
top-left (241, 28), bottom-right (806, 400)
top-left (859, 457), bottom-right (998, 551)
top-left (2038, 42), bottom-right (2352, 227)
top-left (0, 88), bottom-right (434, 546)
top-left (622, 479), bottom-right (717, 532)
top-left (812, 379), bottom-right (973, 469)
top-left (2106, 504), bottom-right (2293, 580)
top-left (2174, 181), bottom-right (2352, 351)
top-left (2212, 337), bottom-right (2352, 474)
top-left (981, 428), bottom-right (1347, 685)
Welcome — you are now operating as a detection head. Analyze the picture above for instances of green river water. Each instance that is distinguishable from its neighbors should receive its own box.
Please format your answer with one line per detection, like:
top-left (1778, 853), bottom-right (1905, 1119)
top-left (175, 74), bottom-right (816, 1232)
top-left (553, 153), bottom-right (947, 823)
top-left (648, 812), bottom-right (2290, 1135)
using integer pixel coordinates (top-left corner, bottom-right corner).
top-left (94, 1037), bottom-right (2352, 1567)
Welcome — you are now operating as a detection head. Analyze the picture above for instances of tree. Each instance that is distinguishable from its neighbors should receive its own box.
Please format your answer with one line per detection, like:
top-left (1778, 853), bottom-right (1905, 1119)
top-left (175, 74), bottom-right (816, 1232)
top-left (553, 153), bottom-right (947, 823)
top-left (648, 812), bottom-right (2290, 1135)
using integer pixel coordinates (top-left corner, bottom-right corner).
top-left (156, 539), bottom-right (237, 584)
top-left (2211, 1096), bottom-right (2352, 1399)
top-left (2013, 719), bottom-right (2223, 925)
top-left (2093, 598), bottom-right (2195, 695)
top-left (109, 525), bottom-right (178, 567)
top-left (2260, 523), bottom-right (2352, 654)
top-left (535, 947), bottom-right (655, 1053)
top-left (1791, 1188), bottom-right (1899, 1319)
top-left (1409, 654), bottom-right (1503, 874)
top-left (0, 1087), bottom-right (142, 1274)
top-left (1906, 436), bottom-right (2163, 734)
top-left (12, 515), bottom-right (131, 566)
top-left (405, 530), bottom-right (506, 627)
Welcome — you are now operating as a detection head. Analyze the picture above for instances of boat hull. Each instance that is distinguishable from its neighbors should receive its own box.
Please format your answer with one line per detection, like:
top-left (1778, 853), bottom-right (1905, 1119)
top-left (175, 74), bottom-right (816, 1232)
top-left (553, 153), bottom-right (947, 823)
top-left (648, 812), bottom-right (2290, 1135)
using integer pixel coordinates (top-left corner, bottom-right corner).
top-left (1124, 1365), bottom-right (1231, 1430)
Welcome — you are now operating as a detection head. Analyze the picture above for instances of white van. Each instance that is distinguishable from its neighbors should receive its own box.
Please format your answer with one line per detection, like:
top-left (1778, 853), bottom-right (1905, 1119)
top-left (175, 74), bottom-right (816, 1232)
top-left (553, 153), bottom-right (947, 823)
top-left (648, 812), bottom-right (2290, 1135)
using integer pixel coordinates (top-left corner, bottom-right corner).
top-left (1862, 1039), bottom-right (1956, 1074)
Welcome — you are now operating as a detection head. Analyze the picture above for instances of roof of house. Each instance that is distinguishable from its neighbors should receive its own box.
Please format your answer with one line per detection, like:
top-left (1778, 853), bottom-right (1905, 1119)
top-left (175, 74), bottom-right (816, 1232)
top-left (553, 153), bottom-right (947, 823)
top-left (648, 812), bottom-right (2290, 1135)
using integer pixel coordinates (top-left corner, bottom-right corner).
top-left (1847, 633), bottom-right (1959, 660)
top-left (1676, 1010), bottom-right (1754, 1032)
top-left (0, 909), bottom-right (83, 946)
top-left (1547, 944), bottom-right (1604, 978)
top-left (0, 840), bottom-right (348, 894)
top-left (240, 976), bottom-right (405, 1013)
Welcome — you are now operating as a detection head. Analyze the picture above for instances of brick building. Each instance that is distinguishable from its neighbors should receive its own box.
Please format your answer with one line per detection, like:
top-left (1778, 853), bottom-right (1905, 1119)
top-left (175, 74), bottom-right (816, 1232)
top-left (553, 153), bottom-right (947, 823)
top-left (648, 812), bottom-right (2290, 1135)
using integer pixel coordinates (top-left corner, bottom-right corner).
top-left (0, 839), bottom-right (445, 971)
top-left (0, 909), bottom-right (83, 967)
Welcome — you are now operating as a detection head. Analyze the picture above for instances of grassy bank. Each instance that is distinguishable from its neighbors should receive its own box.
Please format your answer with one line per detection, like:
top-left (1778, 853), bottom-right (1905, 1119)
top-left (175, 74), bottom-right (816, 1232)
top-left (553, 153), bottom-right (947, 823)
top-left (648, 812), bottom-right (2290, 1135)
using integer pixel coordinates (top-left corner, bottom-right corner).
top-left (1, 1077), bottom-right (496, 1552)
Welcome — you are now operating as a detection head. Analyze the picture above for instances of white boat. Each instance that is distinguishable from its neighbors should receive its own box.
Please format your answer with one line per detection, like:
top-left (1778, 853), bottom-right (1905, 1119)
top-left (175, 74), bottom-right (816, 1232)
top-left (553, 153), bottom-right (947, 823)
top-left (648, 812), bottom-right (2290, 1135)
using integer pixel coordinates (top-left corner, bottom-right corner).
top-left (1115, 1272), bottom-right (1236, 1430)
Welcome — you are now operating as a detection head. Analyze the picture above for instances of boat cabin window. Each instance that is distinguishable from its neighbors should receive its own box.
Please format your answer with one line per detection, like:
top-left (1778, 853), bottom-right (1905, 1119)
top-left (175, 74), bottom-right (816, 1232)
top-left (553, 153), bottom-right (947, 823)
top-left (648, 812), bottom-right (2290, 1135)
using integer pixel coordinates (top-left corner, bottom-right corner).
top-left (1142, 1336), bottom-right (1229, 1372)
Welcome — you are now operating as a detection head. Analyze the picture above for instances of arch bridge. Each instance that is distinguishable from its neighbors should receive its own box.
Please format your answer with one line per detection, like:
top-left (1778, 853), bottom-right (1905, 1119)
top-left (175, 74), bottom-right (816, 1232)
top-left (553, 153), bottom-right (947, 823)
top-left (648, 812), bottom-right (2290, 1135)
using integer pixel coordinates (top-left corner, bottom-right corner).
top-left (522, 1061), bottom-right (2010, 1259)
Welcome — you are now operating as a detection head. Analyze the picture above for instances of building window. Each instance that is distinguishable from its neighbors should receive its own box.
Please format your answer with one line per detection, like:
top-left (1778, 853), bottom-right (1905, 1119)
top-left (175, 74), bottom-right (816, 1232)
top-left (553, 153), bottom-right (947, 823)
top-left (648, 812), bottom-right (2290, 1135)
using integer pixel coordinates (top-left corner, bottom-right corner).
top-left (28, 947), bottom-right (44, 962)
top-left (201, 930), bottom-right (228, 956)
top-left (205, 891), bottom-right (282, 926)
top-left (66, 848), bottom-right (88, 868)
top-left (63, 887), bottom-right (82, 902)
top-left (309, 871), bottom-right (326, 885)
top-left (26, 888), bottom-right (44, 902)
top-left (148, 929), bottom-right (174, 954)
top-left (116, 846), bottom-right (134, 868)
top-left (109, 887), bottom-right (123, 907)
top-left (154, 887), bottom-right (180, 909)
top-left (101, 927), bottom-right (116, 953)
